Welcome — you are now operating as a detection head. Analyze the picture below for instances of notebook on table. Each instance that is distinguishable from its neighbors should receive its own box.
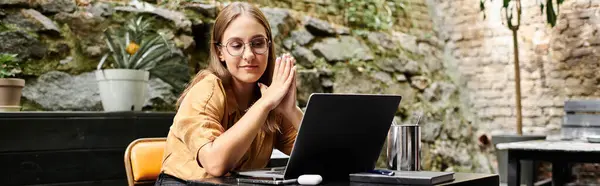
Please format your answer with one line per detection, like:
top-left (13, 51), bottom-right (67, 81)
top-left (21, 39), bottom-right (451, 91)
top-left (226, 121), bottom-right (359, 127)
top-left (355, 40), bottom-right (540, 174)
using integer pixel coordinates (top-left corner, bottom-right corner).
top-left (349, 171), bottom-right (455, 185)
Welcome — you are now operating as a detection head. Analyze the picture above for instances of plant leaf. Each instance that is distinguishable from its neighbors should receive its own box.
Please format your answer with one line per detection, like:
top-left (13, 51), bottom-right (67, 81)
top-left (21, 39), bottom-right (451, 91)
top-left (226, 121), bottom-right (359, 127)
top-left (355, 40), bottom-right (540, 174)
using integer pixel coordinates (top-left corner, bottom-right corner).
top-left (507, 11), bottom-right (513, 28)
top-left (135, 47), bottom-right (171, 70)
top-left (503, 0), bottom-right (510, 8)
top-left (133, 44), bottom-right (164, 69)
top-left (117, 37), bottom-right (129, 69)
top-left (125, 32), bottom-right (130, 66)
top-left (547, 0), bottom-right (557, 27)
top-left (556, 0), bottom-right (562, 15)
top-left (149, 61), bottom-right (190, 94)
top-left (480, 0), bottom-right (485, 11)
top-left (97, 53), bottom-right (109, 70)
top-left (129, 35), bottom-right (163, 68)
top-left (103, 29), bottom-right (123, 68)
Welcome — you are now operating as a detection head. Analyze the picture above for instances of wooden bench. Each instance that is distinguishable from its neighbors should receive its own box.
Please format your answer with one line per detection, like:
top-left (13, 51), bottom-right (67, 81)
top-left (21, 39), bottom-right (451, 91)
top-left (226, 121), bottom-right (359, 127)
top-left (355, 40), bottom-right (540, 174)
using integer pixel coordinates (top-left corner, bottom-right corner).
top-left (562, 100), bottom-right (600, 140)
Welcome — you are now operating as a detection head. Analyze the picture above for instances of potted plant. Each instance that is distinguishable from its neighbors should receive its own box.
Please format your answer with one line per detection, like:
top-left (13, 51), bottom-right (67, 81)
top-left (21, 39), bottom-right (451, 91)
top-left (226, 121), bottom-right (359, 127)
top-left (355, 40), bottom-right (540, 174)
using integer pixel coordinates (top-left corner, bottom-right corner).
top-left (96, 16), bottom-right (186, 111)
top-left (0, 53), bottom-right (25, 112)
top-left (480, 0), bottom-right (563, 184)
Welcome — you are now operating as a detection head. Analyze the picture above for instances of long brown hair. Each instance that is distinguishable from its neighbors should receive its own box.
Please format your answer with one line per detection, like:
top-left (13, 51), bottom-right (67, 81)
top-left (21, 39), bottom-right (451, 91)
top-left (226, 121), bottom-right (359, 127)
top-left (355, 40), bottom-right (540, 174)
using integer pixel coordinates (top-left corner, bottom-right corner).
top-left (177, 2), bottom-right (279, 132)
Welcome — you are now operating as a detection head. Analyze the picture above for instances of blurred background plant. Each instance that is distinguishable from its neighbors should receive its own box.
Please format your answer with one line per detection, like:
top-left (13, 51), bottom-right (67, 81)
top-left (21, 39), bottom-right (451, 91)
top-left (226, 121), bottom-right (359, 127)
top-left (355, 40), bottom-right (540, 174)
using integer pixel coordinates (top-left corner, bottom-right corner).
top-left (99, 15), bottom-right (189, 91)
top-left (339, 0), bottom-right (404, 31)
top-left (0, 53), bottom-right (21, 79)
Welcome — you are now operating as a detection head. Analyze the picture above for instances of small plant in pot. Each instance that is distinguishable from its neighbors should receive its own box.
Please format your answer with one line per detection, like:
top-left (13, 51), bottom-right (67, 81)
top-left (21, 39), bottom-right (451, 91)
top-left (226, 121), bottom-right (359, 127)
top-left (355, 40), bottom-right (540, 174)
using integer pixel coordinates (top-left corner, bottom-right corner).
top-left (96, 16), bottom-right (186, 111)
top-left (0, 53), bottom-right (25, 112)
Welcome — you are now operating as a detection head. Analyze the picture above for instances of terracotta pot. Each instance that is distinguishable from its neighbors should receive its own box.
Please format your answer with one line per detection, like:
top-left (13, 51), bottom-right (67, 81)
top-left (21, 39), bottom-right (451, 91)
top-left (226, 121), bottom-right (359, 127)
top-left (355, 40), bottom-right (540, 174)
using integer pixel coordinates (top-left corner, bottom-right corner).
top-left (0, 78), bottom-right (25, 111)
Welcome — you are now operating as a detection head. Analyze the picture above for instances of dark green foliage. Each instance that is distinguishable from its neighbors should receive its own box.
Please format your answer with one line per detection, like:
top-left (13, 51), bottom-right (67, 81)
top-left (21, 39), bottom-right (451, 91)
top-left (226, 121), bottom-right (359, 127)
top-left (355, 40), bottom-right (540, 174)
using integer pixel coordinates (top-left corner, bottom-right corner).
top-left (479, 0), bottom-right (564, 28)
top-left (340, 0), bottom-right (399, 31)
top-left (0, 53), bottom-right (20, 78)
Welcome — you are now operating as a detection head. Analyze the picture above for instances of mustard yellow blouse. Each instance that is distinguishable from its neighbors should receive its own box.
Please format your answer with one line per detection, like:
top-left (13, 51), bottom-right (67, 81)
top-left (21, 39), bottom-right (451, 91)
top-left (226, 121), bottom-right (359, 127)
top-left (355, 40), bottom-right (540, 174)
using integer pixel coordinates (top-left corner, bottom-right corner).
top-left (160, 73), bottom-right (298, 180)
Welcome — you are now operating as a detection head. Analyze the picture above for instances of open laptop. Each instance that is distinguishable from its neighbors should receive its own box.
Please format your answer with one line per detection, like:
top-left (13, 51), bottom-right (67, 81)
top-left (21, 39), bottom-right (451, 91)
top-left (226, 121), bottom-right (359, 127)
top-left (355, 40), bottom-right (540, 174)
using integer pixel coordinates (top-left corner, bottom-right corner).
top-left (237, 93), bottom-right (402, 180)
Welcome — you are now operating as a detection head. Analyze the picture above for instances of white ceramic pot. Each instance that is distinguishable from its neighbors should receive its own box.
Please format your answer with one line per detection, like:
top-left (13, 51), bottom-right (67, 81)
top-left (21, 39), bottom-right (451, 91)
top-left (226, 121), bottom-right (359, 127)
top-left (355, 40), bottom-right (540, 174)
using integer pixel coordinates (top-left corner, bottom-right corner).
top-left (95, 69), bottom-right (149, 111)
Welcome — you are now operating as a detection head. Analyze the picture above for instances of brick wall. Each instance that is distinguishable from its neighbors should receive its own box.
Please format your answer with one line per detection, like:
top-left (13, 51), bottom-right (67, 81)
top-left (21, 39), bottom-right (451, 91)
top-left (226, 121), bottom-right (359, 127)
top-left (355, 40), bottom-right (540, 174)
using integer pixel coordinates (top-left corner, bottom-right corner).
top-left (427, 0), bottom-right (600, 135)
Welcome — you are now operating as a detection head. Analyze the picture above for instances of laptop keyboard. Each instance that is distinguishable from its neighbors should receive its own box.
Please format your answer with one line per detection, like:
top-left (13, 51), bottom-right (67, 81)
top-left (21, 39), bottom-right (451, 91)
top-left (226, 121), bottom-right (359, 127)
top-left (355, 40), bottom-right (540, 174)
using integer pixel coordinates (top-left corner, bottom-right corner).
top-left (266, 167), bottom-right (285, 175)
top-left (266, 170), bottom-right (284, 175)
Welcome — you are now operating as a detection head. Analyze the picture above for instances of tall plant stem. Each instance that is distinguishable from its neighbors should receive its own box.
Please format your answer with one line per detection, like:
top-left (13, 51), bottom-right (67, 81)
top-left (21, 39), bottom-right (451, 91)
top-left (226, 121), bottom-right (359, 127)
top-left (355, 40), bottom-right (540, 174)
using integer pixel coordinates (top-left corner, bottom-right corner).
top-left (512, 28), bottom-right (523, 135)
top-left (509, 0), bottom-right (523, 135)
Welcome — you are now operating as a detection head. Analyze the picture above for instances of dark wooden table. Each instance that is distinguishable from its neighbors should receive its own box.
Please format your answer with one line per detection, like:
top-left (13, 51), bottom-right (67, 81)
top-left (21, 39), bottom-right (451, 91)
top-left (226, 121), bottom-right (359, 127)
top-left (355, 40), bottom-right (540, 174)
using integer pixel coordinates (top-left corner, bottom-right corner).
top-left (190, 172), bottom-right (499, 186)
top-left (0, 111), bottom-right (175, 186)
top-left (497, 140), bottom-right (600, 186)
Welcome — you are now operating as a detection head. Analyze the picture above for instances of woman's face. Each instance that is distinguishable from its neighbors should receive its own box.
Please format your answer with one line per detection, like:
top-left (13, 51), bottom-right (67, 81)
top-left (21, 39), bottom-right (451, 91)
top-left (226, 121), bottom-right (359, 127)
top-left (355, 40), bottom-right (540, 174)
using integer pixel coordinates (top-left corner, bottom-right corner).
top-left (219, 15), bottom-right (269, 84)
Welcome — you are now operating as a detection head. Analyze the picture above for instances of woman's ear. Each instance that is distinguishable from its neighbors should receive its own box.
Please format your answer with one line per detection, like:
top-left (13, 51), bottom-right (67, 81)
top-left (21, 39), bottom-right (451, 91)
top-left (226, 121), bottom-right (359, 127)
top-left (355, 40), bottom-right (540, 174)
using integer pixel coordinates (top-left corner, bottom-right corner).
top-left (217, 50), bottom-right (225, 62)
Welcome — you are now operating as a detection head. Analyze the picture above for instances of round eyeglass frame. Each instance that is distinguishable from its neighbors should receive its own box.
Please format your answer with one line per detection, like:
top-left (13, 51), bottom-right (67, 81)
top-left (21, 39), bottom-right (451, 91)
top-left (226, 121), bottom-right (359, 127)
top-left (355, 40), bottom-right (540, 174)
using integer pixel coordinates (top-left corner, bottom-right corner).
top-left (215, 38), bottom-right (271, 57)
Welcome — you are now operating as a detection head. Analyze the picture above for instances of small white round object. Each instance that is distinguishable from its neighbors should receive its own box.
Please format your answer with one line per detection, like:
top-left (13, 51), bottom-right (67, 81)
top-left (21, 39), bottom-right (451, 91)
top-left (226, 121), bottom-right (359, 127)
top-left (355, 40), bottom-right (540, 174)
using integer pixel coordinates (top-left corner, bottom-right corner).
top-left (297, 174), bottom-right (322, 185)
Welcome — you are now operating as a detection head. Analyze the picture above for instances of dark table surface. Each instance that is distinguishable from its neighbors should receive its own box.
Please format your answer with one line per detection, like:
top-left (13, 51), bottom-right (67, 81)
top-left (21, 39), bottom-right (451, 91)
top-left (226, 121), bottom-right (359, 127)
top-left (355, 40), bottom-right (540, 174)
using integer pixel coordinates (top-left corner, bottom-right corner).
top-left (497, 140), bottom-right (600, 186)
top-left (189, 172), bottom-right (499, 186)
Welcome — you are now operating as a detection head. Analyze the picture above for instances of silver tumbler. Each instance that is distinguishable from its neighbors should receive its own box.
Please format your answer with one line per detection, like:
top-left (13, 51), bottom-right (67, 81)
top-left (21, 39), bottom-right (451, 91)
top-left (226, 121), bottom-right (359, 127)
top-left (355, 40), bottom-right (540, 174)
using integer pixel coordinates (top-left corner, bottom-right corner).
top-left (387, 124), bottom-right (421, 171)
top-left (386, 125), bottom-right (400, 170)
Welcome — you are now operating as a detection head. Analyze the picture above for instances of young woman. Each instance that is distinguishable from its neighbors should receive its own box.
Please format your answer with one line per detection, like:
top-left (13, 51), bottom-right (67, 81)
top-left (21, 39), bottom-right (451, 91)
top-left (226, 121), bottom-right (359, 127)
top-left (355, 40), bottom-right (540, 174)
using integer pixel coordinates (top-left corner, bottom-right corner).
top-left (155, 2), bottom-right (303, 185)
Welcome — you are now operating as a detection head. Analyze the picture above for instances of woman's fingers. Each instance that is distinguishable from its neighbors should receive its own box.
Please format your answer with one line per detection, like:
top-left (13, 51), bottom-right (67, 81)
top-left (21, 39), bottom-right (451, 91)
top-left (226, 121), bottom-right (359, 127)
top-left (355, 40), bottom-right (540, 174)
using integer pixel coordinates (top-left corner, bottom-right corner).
top-left (284, 65), bottom-right (296, 89)
top-left (289, 57), bottom-right (296, 93)
top-left (290, 56), bottom-right (296, 70)
top-left (276, 55), bottom-right (288, 84)
top-left (280, 54), bottom-right (290, 82)
top-left (273, 56), bottom-right (281, 80)
top-left (275, 54), bottom-right (286, 84)
top-left (271, 53), bottom-right (296, 88)
top-left (281, 55), bottom-right (291, 83)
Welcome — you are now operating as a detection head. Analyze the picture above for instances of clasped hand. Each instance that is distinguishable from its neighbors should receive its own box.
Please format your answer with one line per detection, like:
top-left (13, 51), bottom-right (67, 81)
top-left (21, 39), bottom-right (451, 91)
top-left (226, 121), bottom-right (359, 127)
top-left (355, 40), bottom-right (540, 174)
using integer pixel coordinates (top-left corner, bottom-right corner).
top-left (258, 53), bottom-right (297, 115)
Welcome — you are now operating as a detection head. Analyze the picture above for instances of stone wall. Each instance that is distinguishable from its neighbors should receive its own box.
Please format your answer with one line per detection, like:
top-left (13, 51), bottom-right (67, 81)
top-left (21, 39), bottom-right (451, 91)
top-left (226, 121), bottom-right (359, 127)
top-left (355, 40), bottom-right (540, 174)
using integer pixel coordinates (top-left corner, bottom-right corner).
top-left (0, 0), bottom-right (494, 173)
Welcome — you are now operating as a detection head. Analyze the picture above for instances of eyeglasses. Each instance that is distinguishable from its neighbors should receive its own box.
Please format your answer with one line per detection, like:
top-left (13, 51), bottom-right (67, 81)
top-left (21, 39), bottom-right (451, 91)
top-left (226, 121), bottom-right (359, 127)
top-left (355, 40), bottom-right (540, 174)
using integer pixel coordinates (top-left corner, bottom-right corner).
top-left (216, 37), bottom-right (271, 57)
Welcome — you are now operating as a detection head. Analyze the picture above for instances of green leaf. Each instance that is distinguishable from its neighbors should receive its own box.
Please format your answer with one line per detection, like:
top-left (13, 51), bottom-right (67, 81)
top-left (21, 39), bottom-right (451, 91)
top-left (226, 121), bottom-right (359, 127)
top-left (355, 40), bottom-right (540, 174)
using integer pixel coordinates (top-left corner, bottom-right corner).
top-left (507, 12), bottom-right (513, 28)
top-left (117, 37), bottom-right (129, 69)
top-left (103, 29), bottom-right (124, 68)
top-left (133, 44), bottom-right (165, 69)
top-left (556, 0), bottom-right (562, 15)
top-left (540, 3), bottom-right (544, 14)
top-left (129, 35), bottom-right (163, 68)
top-left (546, 0), bottom-right (557, 27)
top-left (135, 47), bottom-right (170, 70)
top-left (503, 0), bottom-right (510, 8)
top-left (97, 53), bottom-right (109, 70)
top-left (0, 53), bottom-right (20, 78)
top-left (149, 61), bottom-right (190, 93)
top-left (480, 0), bottom-right (485, 11)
